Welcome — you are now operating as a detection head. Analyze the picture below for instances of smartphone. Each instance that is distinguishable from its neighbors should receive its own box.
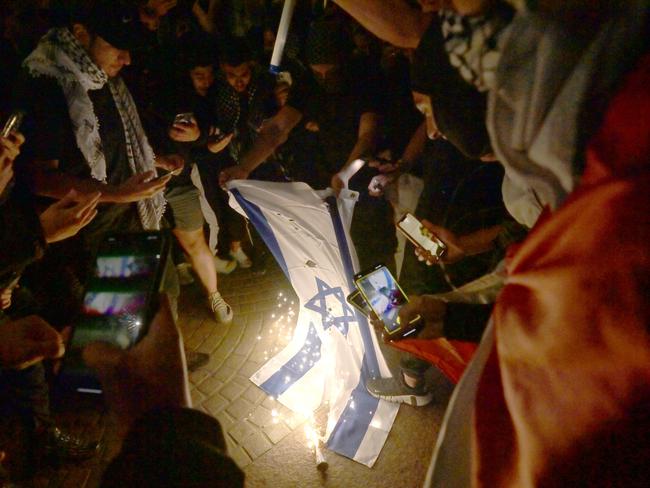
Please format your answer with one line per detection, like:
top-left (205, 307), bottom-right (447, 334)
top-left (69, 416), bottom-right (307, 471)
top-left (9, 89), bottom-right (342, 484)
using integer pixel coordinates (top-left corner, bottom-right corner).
top-left (1, 111), bottom-right (24, 138)
top-left (59, 231), bottom-right (170, 394)
top-left (173, 112), bottom-right (194, 126)
top-left (354, 264), bottom-right (419, 338)
top-left (397, 213), bottom-right (447, 261)
top-left (346, 289), bottom-right (373, 318)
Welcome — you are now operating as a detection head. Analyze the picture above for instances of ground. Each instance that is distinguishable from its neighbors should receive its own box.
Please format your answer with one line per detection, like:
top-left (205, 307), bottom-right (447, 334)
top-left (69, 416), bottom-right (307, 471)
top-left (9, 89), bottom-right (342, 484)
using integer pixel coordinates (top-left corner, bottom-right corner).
top-left (9, 258), bottom-right (453, 487)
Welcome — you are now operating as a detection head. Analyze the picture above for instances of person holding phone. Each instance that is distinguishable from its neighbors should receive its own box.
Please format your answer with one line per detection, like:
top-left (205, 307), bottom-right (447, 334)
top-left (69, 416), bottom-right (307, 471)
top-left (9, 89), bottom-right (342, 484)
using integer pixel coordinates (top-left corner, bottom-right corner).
top-left (1, 128), bottom-right (102, 469)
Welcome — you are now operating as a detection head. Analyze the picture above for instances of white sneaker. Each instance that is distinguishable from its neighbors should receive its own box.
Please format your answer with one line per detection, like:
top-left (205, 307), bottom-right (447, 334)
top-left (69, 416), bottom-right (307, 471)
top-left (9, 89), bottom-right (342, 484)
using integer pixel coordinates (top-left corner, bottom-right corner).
top-left (230, 247), bottom-right (252, 269)
top-left (214, 256), bottom-right (237, 274)
top-left (209, 292), bottom-right (233, 324)
top-left (176, 263), bottom-right (195, 286)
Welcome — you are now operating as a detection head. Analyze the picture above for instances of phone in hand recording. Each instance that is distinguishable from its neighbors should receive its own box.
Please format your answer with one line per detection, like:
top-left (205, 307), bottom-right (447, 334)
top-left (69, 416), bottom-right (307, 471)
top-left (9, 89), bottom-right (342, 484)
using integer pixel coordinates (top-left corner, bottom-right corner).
top-left (354, 264), bottom-right (420, 339)
top-left (59, 232), bottom-right (170, 394)
top-left (1, 111), bottom-right (24, 138)
top-left (397, 213), bottom-right (447, 261)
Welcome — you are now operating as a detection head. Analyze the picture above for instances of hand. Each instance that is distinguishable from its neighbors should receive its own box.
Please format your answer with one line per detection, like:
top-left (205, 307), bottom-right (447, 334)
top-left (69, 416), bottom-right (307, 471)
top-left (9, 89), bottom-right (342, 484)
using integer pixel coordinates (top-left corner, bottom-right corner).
top-left (330, 172), bottom-right (347, 196)
top-left (169, 116), bottom-right (200, 142)
top-left (207, 127), bottom-right (233, 154)
top-left (219, 165), bottom-right (250, 188)
top-left (39, 189), bottom-right (100, 243)
top-left (83, 295), bottom-right (191, 436)
top-left (368, 173), bottom-right (397, 197)
top-left (1, 286), bottom-right (12, 310)
top-left (415, 220), bottom-right (466, 265)
top-left (0, 132), bottom-right (25, 195)
top-left (0, 315), bottom-right (65, 369)
top-left (111, 171), bottom-right (171, 203)
top-left (397, 295), bottom-right (447, 340)
top-left (155, 154), bottom-right (185, 175)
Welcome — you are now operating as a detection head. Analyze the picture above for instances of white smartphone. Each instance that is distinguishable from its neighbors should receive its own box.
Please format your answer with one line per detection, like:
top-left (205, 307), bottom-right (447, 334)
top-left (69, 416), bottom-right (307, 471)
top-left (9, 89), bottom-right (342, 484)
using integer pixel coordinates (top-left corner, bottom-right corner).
top-left (397, 213), bottom-right (447, 260)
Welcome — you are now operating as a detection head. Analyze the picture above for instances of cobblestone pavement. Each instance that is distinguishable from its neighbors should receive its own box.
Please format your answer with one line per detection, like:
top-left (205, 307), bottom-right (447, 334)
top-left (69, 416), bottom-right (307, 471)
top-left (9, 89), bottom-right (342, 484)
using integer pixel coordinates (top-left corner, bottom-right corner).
top-left (14, 258), bottom-right (453, 487)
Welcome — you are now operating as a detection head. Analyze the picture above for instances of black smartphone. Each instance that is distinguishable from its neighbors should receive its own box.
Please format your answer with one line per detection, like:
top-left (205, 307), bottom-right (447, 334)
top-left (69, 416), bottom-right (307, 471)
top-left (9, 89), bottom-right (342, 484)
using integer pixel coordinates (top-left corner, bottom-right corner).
top-left (354, 264), bottom-right (419, 339)
top-left (1, 111), bottom-right (24, 138)
top-left (173, 112), bottom-right (194, 126)
top-left (346, 289), bottom-right (373, 318)
top-left (59, 231), bottom-right (170, 394)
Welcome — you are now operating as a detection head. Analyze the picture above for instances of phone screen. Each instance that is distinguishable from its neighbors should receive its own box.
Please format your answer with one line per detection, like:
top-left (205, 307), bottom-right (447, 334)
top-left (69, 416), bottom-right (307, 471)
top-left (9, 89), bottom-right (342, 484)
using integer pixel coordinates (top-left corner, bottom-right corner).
top-left (397, 214), bottom-right (446, 260)
top-left (355, 265), bottom-right (408, 334)
top-left (61, 232), bottom-right (168, 393)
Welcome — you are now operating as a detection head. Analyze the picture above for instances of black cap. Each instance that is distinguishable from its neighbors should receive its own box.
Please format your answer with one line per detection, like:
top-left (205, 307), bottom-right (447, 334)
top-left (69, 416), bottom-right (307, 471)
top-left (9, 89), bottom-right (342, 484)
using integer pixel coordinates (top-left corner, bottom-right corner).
top-left (86, 0), bottom-right (147, 52)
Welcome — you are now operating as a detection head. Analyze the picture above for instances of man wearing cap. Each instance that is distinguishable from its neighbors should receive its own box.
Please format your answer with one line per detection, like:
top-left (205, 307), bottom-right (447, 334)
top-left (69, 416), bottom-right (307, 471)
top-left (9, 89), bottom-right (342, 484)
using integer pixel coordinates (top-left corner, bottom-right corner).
top-left (7, 0), bottom-right (181, 464)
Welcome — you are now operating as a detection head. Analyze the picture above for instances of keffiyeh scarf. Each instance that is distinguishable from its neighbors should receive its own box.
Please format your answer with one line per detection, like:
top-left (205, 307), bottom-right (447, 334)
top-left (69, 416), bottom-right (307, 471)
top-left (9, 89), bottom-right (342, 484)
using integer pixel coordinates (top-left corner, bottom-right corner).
top-left (23, 28), bottom-right (165, 230)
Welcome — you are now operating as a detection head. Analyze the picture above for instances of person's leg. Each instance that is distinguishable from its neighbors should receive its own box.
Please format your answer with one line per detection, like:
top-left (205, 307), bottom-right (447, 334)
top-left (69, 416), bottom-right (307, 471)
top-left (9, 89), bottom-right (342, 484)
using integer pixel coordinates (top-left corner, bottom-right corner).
top-left (172, 227), bottom-right (218, 295)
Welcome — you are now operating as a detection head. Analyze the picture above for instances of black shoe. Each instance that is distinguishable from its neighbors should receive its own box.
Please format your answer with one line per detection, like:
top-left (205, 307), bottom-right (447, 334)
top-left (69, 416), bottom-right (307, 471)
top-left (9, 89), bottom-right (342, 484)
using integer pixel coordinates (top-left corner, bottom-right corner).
top-left (185, 350), bottom-right (209, 372)
top-left (42, 427), bottom-right (101, 462)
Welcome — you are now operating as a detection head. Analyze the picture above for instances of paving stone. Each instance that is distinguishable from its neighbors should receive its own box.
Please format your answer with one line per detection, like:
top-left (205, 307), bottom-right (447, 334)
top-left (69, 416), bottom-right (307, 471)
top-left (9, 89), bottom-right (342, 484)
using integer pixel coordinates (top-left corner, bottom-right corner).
top-left (183, 333), bottom-right (205, 351)
top-left (216, 411), bottom-right (235, 430)
top-left (197, 375), bottom-right (224, 396)
top-left (228, 420), bottom-right (257, 444)
top-left (263, 422), bottom-right (292, 444)
top-left (240, 361), bottom-right (261, 378)
top-left (248, 405), bottom-right (274, 428)
top-left (229, 445), bottom-right (252, 469)
top-left (223, 353), bottom-right (248, 372)
top-left (213, 366), bottom-right (236, 383)
top-left (203, 394), bottom-right (228, 414)
top-left (241, 432), bottom-right (273, 459)
top-left (190, 389), bottom-right (206, 406)
top-left (226, 397), bottom-right (255, 420)
top-left (284, 412), bottom-right (307, 431)
top-left (197, 330), bottom-right (226, 354)
top-left (220, 382), bottom-right (246, 401)
top-left (242, 384), bottom-right (266, 405)
top-left (214, 326), bottom-right (245, 358)
top-left (232, 374), bottom-right (252, 388)
top-left (189, 369), bottom-right (210, 385)
top-left (262, 395), bottom-right (278, 410)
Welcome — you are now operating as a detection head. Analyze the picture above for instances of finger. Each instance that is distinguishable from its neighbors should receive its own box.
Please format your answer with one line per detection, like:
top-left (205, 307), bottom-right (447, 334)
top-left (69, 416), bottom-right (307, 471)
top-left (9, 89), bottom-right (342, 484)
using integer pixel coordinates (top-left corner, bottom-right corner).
top-left (8, 131), bottom-right (25, 147)
top-left (398, 303), bottom-right (421, 329)
top-left (77, 208), bottom-right (98, 228)
top-left (138, 170), bottom-right (156, 183)
top-left (146, 174), bottom-right (172, 190)
top-left (72, 191), bottom-right (101, 218)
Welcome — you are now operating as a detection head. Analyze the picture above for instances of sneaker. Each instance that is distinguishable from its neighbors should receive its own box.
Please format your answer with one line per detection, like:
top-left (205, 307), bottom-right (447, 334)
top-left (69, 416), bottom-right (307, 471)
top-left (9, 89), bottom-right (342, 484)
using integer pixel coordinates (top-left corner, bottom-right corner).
top-left (229, 247), bottom-right (252, 269)
top-left (42, 427), bottom-right (101, 462)
top-left (214, 256), bottom-right (237, 274)
top-left (209, 292), bottom-right (233, 324)
top-left (176, 263), bottom-right (195, 285)
top-left (185, 350), bottom-right (209, 372)
top-left (365, 374), bottom-right (433, 407)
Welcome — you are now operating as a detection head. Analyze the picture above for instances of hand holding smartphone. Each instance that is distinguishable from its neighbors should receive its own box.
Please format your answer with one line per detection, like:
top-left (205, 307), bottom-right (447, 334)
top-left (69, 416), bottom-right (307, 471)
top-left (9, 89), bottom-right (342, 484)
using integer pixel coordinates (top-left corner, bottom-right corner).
top-left (354, 264), bottom-right (421, 339)
top-left (397, 213), bottom-right (447, 262)
top-left (59, 232), bottom-right (170, 394)
top-left (1, 111), bottom-right (24, 138)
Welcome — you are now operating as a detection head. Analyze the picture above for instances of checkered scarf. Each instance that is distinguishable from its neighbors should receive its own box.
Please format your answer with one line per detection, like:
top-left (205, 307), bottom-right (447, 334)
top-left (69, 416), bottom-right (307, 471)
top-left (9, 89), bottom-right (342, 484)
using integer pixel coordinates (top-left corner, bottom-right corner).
top-left (23, 28), bottom-right (165, 230)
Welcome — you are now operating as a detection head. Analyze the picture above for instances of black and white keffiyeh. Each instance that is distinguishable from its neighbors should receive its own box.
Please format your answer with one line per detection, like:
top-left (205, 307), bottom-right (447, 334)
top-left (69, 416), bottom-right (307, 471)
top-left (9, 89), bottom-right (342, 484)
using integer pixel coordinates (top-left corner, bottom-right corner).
top-left (23, 28), bottom-right (165, 230)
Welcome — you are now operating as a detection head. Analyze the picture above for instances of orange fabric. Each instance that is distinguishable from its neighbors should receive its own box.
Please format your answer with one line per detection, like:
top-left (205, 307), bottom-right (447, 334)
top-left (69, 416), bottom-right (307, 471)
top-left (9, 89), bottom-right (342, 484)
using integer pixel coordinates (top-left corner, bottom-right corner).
top-left (473, 53), bottom-right (650, 487)
top-left (391, 338), bottom-right (478, 384)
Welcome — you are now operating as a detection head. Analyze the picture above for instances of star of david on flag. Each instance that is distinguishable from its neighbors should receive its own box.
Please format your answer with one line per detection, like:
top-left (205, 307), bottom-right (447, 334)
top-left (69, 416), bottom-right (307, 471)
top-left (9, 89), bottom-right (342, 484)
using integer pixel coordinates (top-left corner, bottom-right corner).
top-left (227, 180), bottom-right (399, 467)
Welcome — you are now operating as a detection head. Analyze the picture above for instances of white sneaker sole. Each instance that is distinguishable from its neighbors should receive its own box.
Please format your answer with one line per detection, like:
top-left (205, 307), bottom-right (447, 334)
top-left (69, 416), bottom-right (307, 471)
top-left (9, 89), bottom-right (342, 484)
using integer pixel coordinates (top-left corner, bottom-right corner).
top-left (368, 390), bottom-right (434, 407)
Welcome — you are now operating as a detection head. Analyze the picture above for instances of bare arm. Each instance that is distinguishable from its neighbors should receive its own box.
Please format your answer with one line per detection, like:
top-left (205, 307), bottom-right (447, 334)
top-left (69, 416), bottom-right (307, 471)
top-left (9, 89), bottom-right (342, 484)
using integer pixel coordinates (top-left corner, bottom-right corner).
top-left (333, 0), bottom-right (433, 48)
top-left (27, 160), bottom-right (169, 204)
top-left (399, 120), bottom-right (428, 171)
top-left (332, 112), bottom-right (381, 192)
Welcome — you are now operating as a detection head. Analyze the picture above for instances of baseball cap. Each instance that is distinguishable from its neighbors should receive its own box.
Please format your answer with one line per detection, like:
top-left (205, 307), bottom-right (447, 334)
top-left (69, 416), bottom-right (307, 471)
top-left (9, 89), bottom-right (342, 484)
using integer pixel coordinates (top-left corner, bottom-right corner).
top-left (85, 0), bottom-right (148, 52)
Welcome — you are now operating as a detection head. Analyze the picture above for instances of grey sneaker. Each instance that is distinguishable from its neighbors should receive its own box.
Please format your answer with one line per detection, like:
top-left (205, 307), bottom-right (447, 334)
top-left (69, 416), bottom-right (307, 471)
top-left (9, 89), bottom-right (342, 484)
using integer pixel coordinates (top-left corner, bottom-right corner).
top-left (214, 256), bottom-right (237, 274)
top-left (365, 374), bottom-right (433, 407)
top-left (209, 292), bottom-right (233, 324)
top-left (185, 350), bottom-right (209, 372)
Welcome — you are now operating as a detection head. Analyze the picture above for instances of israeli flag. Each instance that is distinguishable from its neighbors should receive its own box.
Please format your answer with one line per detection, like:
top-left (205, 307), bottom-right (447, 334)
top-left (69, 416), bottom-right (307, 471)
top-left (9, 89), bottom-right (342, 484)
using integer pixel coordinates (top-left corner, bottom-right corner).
top-left (228, 180), bottom-right (399, 467)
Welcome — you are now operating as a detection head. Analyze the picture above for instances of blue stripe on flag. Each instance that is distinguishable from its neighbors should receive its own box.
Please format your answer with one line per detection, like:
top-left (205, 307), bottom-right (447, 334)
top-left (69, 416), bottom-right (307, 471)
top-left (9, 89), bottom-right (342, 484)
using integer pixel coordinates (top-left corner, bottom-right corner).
top-left (259, 322), bottom-right (322, 397)
top-left (230, 188), bottom-right (289, 278)
top-left (325, 196), bottom-right (381, 459)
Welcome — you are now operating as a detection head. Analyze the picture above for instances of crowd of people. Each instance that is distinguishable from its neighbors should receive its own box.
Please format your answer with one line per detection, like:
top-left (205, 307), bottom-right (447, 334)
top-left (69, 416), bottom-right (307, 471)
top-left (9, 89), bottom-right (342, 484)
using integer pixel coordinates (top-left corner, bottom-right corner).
top-left (1, 0), bottom-right (648, 486)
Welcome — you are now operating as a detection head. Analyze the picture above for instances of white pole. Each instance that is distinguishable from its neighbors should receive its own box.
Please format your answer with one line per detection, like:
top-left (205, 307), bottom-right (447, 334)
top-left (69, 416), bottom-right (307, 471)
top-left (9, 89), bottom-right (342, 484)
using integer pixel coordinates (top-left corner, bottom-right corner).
top-left (269, 0), bottom-right (297, 74)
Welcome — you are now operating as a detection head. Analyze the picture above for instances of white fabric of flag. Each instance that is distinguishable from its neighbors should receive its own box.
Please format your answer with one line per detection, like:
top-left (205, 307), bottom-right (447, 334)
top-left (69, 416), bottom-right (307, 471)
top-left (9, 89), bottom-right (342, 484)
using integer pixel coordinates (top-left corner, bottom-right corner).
top-left (227, 180), bottom-right (399, 467)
